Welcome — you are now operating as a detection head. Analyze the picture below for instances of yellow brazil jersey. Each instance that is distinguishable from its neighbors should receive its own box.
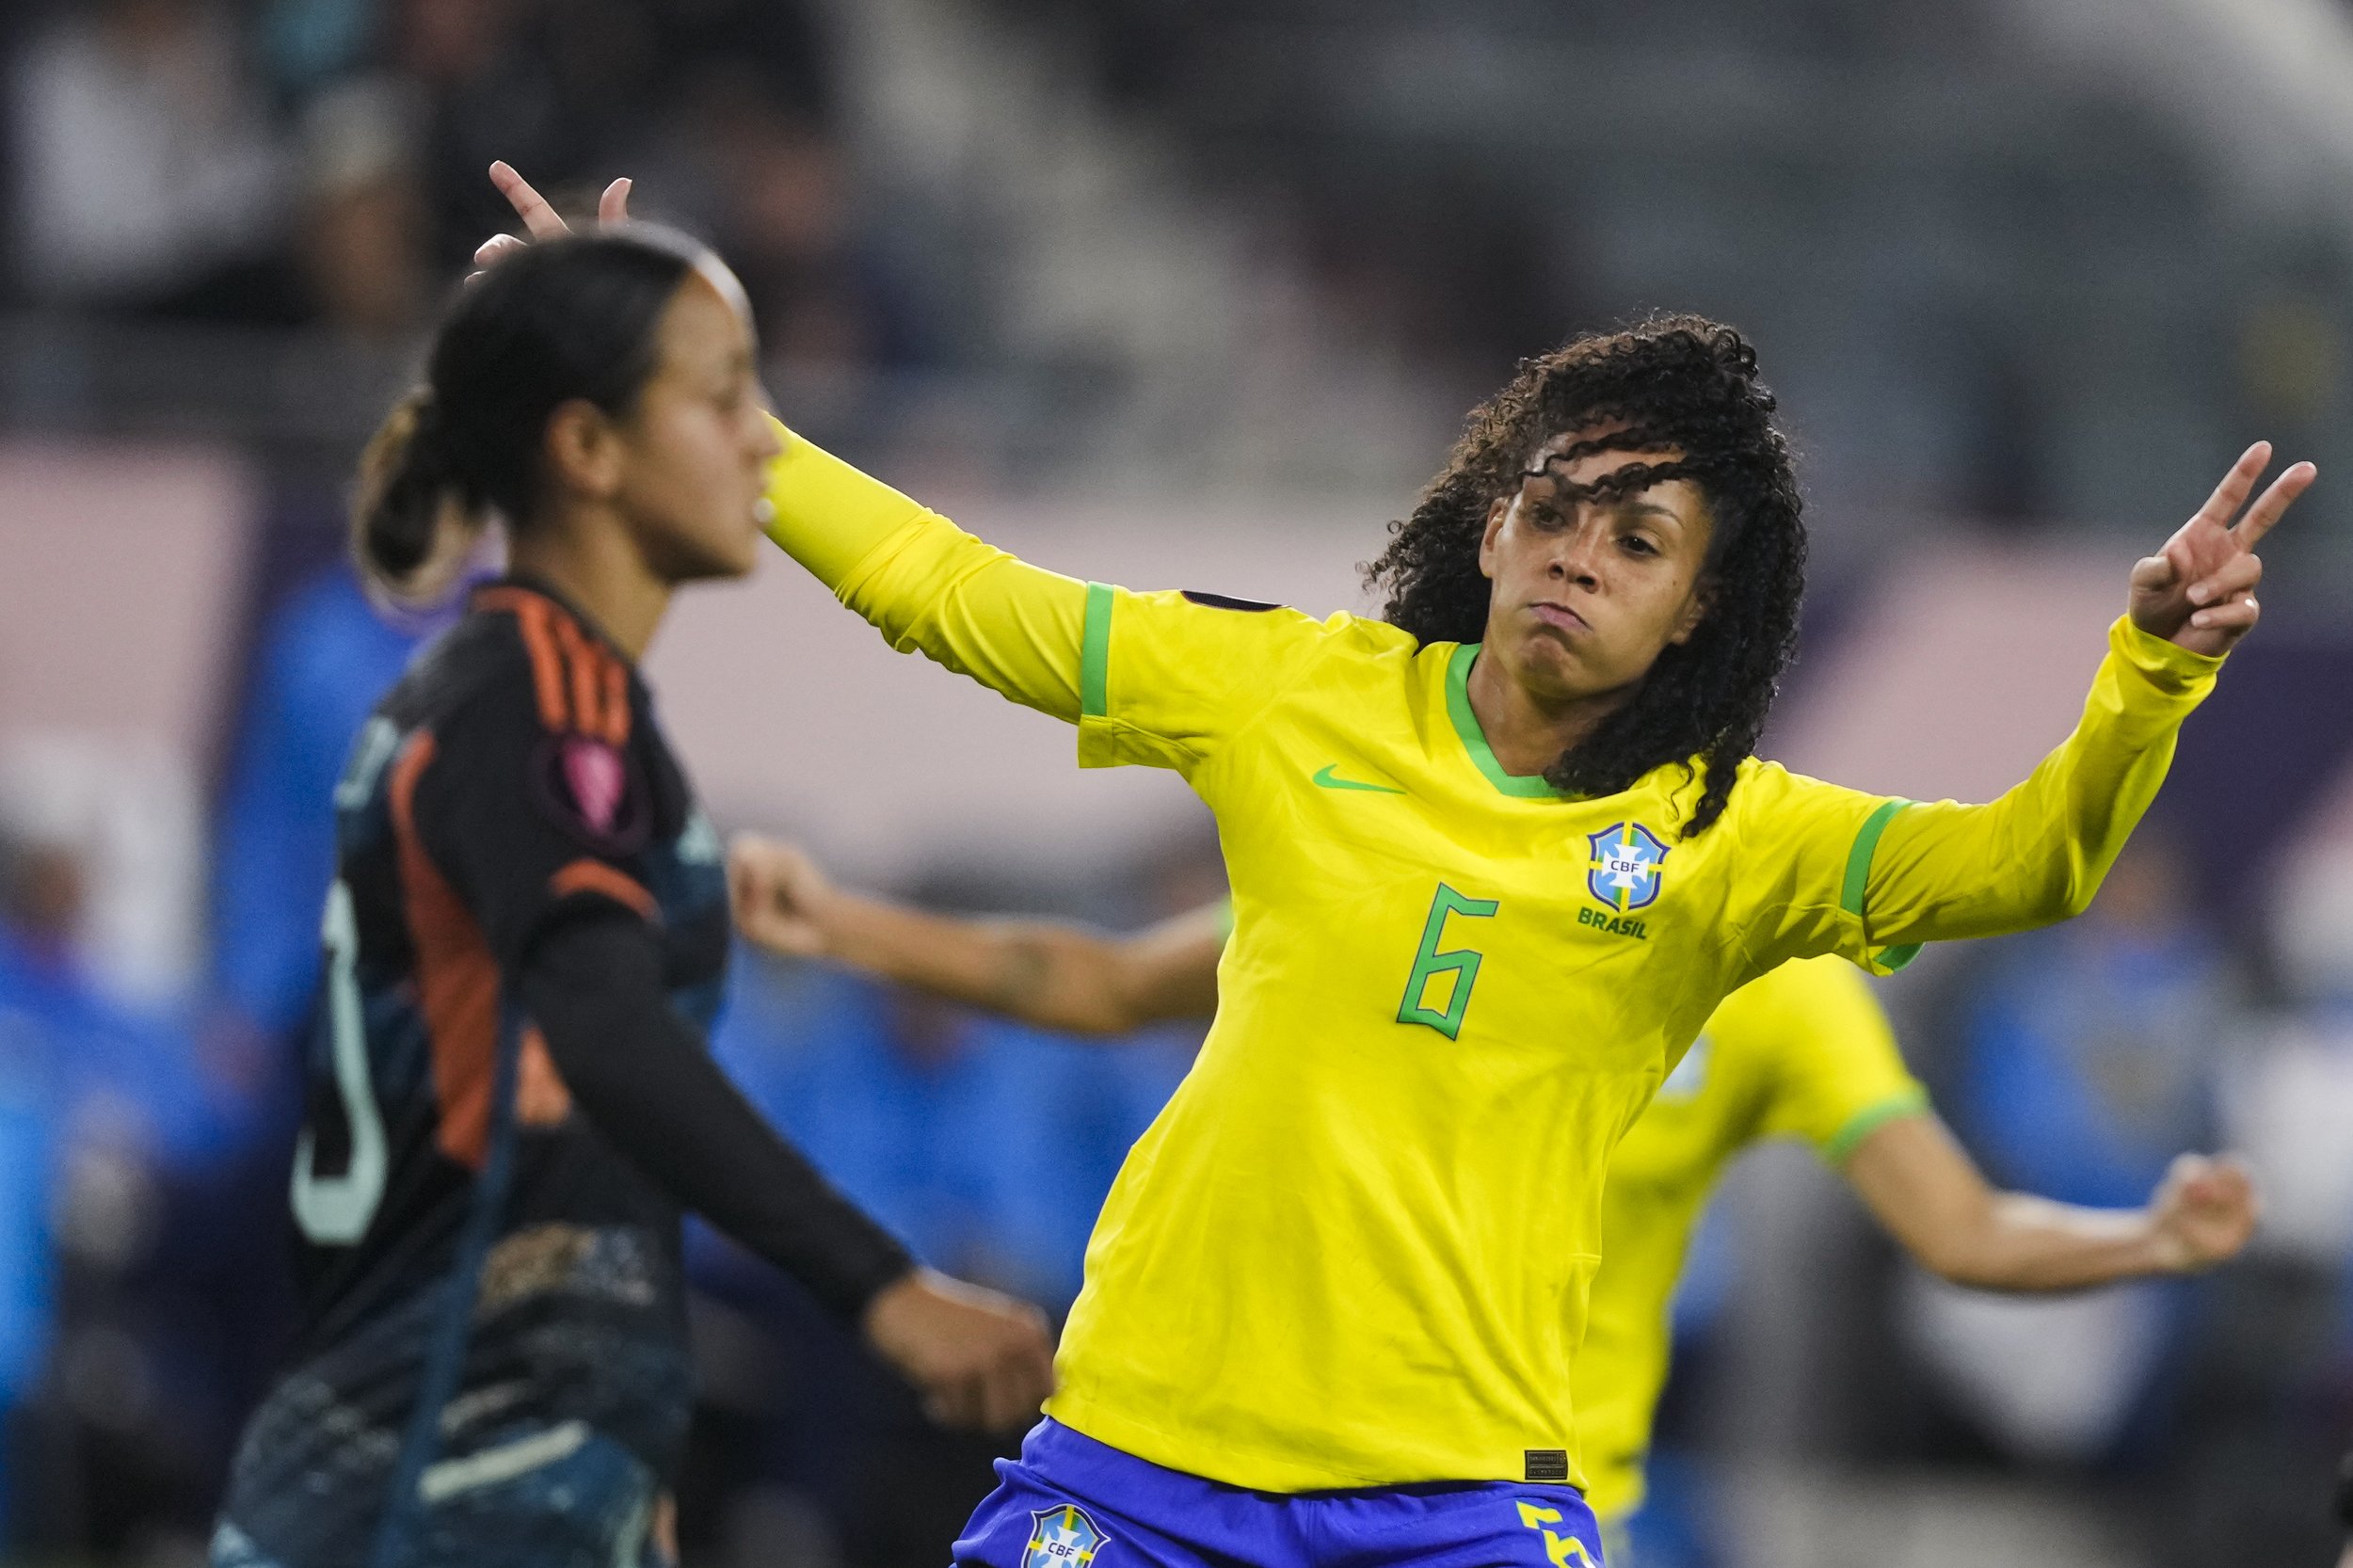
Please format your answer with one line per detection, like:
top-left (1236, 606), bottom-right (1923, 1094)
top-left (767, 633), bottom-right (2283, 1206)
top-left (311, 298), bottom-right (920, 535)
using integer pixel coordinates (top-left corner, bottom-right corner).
top-left (760, 424), bottom-right (2221, 1494)
top-left (1577, 956), bottom-right (1924, 1522)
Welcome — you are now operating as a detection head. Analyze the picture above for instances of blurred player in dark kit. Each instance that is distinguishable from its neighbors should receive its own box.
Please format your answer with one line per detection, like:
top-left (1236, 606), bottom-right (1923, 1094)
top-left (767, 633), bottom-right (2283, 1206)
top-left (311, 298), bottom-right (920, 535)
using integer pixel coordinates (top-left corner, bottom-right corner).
top-left (212, 216), bottom-right (1052, 1568)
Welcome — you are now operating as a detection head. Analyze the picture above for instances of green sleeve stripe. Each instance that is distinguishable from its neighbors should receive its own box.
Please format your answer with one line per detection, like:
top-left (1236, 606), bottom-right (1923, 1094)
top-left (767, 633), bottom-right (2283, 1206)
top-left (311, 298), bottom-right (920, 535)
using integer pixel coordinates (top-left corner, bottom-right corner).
top-left (1875, 943), bottom-right (1923, 973)
top-left (1839, 798), bottom-right (1912, 918)
top-left (1080, 582), bottom-right (1113, 718)
top-left (1821, 1086), bottom-right (1930, 1166)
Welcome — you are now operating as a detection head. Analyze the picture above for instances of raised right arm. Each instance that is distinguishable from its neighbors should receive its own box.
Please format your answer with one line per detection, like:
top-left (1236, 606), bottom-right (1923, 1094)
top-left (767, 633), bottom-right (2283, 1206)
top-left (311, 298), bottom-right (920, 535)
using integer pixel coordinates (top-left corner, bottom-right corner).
top-left (762, 424), bottom-right (1089, 721)
top-left (469, 171), bottom-right (1097, 728)
top-left (763, 424), bottom-right (1344, 779)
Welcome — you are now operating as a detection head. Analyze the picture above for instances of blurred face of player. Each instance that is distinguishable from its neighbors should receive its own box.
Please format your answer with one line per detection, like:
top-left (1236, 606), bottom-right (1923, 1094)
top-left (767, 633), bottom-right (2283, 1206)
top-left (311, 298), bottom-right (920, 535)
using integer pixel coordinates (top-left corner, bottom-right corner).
top-left (1476, 431), bottom-right (1713, 709)
top-left (605, 263), bottom-right (780, 584)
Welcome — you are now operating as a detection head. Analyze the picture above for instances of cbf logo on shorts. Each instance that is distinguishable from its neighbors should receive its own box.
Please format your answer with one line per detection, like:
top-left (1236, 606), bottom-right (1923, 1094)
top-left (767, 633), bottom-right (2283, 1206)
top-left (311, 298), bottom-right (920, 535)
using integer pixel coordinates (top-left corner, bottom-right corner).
top-left (1587, 822), bottom-right (1668, 912)
top-left (1023, 1506), bottom-right (1104, 1568)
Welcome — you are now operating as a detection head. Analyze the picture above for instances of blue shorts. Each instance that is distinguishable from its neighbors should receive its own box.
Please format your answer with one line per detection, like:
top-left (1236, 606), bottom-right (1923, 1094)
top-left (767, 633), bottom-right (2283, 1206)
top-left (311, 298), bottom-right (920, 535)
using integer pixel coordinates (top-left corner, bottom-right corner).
top-left (956, 1420), bottom-right (1606, 1568)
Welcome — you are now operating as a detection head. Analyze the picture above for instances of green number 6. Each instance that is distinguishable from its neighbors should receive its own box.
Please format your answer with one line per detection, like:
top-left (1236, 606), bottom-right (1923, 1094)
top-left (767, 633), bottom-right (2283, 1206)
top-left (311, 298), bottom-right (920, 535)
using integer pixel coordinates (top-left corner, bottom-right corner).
top-left (1397, 883), bottom-right (1498, 1040)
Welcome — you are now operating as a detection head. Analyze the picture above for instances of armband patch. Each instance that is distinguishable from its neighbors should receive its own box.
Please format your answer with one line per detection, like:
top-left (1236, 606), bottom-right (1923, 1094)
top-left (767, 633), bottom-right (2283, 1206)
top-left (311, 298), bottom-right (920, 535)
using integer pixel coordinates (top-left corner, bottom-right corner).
top-left (1180, 590), bottom-right (1282, 613)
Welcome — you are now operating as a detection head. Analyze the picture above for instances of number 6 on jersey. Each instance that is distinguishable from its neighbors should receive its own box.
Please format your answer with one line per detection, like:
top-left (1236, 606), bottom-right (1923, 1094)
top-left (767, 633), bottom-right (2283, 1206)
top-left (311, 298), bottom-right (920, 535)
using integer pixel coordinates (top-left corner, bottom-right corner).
top-left (1398, 884), bottom-right (1498, 1040)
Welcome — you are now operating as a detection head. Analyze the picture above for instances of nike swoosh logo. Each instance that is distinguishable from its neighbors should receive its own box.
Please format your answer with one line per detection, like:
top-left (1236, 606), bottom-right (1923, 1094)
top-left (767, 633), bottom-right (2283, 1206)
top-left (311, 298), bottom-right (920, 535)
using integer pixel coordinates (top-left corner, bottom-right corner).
top-left (1312, 764), bottom-right (1406, 794)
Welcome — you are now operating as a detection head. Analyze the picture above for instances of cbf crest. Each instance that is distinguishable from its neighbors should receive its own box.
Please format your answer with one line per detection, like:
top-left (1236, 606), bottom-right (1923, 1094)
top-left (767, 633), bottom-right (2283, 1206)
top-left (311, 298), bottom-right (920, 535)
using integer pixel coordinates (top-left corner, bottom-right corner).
top-left (1023, 1506), bottom-right (1104, 1568)
top-left (1587, 822), bottom-right (1669, 912)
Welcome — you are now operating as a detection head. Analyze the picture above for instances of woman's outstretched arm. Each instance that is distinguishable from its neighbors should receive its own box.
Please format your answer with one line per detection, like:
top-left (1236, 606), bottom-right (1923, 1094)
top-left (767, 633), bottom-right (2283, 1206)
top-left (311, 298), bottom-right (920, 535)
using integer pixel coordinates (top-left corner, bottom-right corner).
top-left (479, 162), bottom-right (1098, 720)
top-left (729, 834), bottom-right (1226, 1034)
top-left (760, 428), bottom-right (1093, 721)
top-left (761, 428), bottom-right (1346, 776)
top-left (520, 908), bottom-right (1058, 1431)
top-left (1732, 443), bottom-right (2314, 977)
top-left (1859, 443), bottom-right (2311, 950)
top-left (1844, 1112), bottom-right (2256, 1291)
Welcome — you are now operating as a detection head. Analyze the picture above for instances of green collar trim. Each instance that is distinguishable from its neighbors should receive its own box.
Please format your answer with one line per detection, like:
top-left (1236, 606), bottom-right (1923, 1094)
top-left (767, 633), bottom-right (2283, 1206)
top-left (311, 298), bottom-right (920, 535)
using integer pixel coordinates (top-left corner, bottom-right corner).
top-left (1445, 644), bottom-right (1565, 799)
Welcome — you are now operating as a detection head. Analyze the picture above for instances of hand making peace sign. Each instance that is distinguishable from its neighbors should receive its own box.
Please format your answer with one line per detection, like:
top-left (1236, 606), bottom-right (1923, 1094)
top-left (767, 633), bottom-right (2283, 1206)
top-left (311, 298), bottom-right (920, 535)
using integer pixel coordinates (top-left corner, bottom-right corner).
top-left (2131, 442), bottom-right (2315, 657)
top-left (466, 160), bottom-right (632, 280)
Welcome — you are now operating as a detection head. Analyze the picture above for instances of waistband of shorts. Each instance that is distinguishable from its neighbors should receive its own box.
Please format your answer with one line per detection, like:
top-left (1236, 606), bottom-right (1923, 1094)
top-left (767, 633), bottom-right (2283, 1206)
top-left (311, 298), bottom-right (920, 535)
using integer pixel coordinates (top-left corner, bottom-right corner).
top-left (1024, 1418), bottom-right (1593, 1505)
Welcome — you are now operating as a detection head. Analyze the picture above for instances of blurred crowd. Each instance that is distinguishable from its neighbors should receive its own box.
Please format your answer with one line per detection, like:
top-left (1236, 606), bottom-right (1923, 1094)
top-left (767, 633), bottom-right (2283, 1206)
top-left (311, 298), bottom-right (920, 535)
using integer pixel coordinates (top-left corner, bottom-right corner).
top-left (0, 0), bottom-right (933, 370)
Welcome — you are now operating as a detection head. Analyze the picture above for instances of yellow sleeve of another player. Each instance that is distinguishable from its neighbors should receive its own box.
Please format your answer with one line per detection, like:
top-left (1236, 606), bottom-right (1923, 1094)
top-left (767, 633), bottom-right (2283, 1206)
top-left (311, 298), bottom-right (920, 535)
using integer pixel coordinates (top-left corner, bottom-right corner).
top-left (761, 421), bottom-right (1332, 774)
top-left (1749, 959), bottom-right (1928, 1163)
top-left (1728, 616), bottom-right (2220, 977)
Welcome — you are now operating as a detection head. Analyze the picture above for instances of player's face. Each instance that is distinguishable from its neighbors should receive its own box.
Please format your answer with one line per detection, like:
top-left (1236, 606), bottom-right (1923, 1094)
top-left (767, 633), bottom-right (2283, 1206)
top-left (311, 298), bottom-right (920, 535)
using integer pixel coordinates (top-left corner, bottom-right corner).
top-left (1476, 431), bottom-right (1713, 706)
top-left (609, 265), bottom-right (780, 584)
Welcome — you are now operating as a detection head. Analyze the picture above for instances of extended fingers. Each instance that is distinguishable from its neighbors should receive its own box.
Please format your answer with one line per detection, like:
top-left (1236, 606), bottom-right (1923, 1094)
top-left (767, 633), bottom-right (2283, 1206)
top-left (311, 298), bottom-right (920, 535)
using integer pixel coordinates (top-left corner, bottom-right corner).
top-left (474, 168), bottom-right (632, 274)
top-left (2231, 458), bottom-right (2317, 550)
top-left (2193, 441), bottom-right (2272, 529)
top-left (488, 160), bottom-right (571, 240)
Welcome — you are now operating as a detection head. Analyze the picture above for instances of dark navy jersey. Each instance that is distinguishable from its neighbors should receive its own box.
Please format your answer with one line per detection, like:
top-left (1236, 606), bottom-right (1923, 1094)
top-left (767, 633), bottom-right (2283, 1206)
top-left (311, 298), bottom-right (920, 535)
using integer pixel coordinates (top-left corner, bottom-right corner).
top-left (219, 579), bottom-right (729, 1560)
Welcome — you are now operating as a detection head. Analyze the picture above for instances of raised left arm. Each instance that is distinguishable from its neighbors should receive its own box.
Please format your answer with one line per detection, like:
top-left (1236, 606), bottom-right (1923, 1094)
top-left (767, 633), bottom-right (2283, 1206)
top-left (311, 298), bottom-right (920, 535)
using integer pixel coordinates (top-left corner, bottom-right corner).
top-left (1842, 1111), bottom-right (2256, 1292)
top-left (1857, 443), bottom-right (2313, 951)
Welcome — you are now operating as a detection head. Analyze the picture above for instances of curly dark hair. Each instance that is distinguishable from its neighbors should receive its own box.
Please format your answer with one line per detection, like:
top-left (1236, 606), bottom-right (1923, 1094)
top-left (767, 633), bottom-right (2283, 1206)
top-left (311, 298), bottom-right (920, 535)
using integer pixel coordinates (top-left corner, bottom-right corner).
top-left (1364, 312), bottom-right (1805, 837)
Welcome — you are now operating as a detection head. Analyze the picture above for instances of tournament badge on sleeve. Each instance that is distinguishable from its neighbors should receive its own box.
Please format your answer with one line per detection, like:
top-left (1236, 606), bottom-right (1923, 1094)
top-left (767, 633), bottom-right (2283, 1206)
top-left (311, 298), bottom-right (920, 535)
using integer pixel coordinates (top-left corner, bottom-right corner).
top-left (534, 729), bottom-right (651, 855)
top-left (1023, 1506), bottom-right (1105, 1568)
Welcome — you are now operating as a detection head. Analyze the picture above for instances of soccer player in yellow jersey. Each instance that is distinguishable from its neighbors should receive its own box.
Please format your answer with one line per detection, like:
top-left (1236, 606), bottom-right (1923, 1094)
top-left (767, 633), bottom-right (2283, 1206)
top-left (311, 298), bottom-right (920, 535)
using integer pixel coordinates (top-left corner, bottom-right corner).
top-left (726, 843), bottom-right (2258, 1556)
top-left (744, 405), bottom-right (2297, 1568)
top-left (482, 165), bottom-right (2303, 1568)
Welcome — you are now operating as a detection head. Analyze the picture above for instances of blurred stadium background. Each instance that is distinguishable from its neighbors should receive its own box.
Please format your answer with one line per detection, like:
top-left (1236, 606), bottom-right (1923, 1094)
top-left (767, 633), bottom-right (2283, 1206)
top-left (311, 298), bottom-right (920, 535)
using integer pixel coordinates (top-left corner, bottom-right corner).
top-left (2, 0), bottom-right (2353, 1563)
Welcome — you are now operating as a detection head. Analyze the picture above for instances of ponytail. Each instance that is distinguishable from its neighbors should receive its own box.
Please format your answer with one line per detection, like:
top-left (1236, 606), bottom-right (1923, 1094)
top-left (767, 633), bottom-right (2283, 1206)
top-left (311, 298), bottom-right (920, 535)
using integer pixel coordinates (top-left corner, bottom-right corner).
top-left (350, 388), bottom-right (489, 604)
